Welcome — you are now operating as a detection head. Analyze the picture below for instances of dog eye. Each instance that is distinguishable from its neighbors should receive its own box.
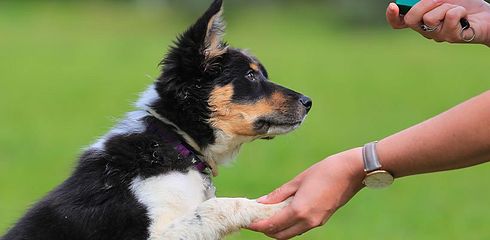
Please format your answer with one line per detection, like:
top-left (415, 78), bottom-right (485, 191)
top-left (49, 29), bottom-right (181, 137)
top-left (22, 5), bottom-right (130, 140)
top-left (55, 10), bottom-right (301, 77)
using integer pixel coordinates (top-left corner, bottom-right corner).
top-left (245, 70), bottom-right (256, 81)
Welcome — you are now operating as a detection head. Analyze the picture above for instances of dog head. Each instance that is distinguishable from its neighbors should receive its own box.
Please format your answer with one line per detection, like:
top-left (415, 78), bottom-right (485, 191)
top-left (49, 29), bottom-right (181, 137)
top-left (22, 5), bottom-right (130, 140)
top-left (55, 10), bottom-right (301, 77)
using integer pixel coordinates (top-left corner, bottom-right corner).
top-left (143, 0), bottom-right (312, 165)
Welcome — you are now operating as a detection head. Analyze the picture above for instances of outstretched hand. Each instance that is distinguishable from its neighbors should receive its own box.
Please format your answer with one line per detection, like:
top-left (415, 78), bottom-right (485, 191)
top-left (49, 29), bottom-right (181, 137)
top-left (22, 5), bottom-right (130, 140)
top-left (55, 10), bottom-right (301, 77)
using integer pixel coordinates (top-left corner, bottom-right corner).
top-left (386, 0), bottom-right (490, 46)
top-left (248, 148), bottom-right (365, 239)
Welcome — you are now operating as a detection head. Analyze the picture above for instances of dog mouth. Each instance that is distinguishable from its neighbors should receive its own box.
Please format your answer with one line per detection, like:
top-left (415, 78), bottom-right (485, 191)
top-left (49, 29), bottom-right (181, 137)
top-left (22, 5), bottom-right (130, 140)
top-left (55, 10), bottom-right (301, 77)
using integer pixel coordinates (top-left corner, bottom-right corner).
top-left (254, 116), bottom-right (306, 138)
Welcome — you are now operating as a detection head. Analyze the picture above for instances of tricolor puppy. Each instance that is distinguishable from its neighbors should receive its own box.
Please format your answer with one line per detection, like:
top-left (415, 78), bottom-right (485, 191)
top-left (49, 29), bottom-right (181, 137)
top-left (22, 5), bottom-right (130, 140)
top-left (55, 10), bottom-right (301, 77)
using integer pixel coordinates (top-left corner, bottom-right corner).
top-left (2, 0), bottom-right (312, 239)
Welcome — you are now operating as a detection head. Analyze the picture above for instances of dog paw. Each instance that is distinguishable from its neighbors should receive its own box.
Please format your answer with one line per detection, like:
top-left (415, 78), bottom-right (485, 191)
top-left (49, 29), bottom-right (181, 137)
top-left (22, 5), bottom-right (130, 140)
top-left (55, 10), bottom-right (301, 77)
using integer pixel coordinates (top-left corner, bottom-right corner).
top-left (252, 197), bottom-right (293, 220)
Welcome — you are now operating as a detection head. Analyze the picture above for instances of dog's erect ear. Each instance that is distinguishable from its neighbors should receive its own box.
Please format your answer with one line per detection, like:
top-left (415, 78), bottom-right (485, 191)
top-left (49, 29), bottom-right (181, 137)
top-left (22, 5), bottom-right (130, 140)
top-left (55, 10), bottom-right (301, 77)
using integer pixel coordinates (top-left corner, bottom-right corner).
top-left (161, 0), bottom-right (226, 78)
top-left (196, 0), bottom-right (226, 61)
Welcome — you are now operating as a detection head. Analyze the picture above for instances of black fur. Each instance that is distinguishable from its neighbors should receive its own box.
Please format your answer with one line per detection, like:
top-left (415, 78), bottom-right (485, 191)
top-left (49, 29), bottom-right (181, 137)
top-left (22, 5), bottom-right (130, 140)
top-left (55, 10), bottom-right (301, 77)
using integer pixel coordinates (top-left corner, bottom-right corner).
top-left (153, 0), bottom-right (225, 148)
top-left (2, 0), bottom-right (311, 239)
top-left (2, 117), bottom-right (199, 240)
top-left (2, 1), bottom-right (225, 239)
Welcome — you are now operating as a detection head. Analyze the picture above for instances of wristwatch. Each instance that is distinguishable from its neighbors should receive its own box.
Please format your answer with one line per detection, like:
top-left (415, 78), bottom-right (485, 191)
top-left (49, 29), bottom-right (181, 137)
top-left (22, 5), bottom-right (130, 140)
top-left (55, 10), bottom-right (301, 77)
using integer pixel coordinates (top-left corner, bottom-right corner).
top-left (362, 142), bottom-right (394, 189)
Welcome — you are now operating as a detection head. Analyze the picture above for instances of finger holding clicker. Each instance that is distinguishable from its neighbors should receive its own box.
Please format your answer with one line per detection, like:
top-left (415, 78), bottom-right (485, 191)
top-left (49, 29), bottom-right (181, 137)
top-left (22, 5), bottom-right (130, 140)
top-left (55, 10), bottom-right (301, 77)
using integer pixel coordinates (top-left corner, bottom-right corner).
top-left (439, 6), bottom-right (470, 43)
top-left (422, 3), bottom-right (457, 29)
top-left (418, 3), bottom-right (461, 41)
top-left (403, 0), bottom-right (444, 27)
top-left (386, 3), bottom-right (407, 29)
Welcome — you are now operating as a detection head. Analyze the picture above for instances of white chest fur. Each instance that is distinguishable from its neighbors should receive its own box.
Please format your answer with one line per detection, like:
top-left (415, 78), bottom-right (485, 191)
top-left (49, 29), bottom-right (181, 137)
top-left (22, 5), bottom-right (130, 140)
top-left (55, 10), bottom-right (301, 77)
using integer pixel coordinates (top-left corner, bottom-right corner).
top-left (130, 170), bottom-right (215, 238)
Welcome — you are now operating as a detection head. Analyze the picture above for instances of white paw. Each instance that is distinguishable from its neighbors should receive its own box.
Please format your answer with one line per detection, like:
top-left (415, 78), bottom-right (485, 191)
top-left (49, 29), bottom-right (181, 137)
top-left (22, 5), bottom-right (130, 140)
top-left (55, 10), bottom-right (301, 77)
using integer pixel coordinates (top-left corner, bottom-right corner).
top-left (252, 197), bottom-right (293, 221)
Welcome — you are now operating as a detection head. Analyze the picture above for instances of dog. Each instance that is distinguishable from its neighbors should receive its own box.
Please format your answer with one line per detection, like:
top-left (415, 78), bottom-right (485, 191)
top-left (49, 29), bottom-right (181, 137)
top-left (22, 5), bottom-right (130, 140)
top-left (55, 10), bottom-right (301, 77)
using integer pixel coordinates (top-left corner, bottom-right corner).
top-left (1, 0), bottom-right (312, 239)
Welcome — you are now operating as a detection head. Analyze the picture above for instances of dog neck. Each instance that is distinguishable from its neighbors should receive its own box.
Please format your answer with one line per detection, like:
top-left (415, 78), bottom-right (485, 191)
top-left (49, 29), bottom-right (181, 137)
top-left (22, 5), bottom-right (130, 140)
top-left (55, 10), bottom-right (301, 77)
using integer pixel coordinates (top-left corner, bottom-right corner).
top-left (146, 108), bottom-right (221, 176)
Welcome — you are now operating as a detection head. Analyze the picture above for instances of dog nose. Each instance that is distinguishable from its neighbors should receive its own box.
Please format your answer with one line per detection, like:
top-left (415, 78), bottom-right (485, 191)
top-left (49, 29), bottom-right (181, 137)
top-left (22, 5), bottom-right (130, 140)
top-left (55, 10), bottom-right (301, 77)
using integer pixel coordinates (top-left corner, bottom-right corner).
top-left (299, 95), bottom-right (312, 113)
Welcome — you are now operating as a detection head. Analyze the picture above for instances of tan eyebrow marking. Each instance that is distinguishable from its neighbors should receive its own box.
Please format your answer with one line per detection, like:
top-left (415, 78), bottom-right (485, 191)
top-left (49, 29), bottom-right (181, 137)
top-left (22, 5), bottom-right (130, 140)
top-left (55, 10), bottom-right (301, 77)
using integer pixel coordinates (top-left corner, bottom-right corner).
top-left (249, 63), bottom-right (259, 72)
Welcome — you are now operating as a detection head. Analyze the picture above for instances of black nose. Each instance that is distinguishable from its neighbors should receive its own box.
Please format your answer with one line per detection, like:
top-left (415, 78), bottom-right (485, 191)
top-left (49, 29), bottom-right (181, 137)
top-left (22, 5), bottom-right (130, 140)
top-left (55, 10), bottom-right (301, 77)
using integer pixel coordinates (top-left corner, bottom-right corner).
top-left (299, 95), bottom-right (312, 113)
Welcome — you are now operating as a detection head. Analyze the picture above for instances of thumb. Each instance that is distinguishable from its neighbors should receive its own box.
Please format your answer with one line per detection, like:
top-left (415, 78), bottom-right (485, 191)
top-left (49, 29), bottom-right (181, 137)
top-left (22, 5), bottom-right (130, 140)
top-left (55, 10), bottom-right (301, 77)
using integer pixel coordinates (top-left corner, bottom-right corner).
top-left (386, 2), bottom-right (408, 29)
top-left (257, 180), bottom-right (299, 204)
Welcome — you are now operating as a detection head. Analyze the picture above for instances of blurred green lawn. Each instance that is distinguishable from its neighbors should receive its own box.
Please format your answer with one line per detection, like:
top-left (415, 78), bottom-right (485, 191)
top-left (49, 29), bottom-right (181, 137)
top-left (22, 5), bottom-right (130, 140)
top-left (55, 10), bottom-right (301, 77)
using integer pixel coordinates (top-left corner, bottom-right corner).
top-left (1, 1), bottom-right (490, 239)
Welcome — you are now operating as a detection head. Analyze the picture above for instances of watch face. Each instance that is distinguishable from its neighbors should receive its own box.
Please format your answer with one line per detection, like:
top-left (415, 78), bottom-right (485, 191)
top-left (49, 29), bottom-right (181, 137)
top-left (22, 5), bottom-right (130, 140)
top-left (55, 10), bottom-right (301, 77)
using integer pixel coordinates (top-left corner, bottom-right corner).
top-left (363, 170), bottom-right (394, 189)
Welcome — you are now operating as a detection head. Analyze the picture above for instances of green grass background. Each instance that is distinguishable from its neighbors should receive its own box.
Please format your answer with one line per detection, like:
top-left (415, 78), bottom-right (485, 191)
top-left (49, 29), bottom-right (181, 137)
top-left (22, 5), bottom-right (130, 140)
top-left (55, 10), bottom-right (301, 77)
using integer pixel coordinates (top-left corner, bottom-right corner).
top-left (1, 2), bottom-right (490, 239)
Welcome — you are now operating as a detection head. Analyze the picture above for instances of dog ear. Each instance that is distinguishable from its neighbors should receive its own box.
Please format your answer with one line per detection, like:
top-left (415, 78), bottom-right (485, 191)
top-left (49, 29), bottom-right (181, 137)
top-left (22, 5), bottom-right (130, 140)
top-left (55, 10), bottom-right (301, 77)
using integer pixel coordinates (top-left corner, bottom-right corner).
top-left (197, 0), bottom-right (227, 61)
top-left (160, 0), bottom-right (227, 79)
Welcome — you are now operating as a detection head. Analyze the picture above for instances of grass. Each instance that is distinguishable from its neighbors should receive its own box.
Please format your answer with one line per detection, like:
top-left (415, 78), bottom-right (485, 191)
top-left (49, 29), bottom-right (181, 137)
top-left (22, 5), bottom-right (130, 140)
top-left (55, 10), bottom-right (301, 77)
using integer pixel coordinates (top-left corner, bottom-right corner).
top-left (1, 2), bottom-right (490, 239)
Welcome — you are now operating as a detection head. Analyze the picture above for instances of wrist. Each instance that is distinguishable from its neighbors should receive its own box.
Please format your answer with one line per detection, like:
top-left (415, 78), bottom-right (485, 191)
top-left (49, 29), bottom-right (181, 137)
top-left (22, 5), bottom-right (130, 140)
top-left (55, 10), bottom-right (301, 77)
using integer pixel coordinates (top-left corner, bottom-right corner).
top-left (362, 142), bottom-right (395, 188)
top-left (327, 147), bottom-right (366, 191)
top-left (375, 139), bottom-right (404, 178)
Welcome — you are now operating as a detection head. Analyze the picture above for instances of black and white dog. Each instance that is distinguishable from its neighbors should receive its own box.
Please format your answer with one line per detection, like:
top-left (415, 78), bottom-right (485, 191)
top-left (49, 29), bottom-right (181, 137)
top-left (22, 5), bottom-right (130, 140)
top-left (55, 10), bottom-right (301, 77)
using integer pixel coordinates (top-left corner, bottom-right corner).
top-left (2, 0), bottom-right (312, 239)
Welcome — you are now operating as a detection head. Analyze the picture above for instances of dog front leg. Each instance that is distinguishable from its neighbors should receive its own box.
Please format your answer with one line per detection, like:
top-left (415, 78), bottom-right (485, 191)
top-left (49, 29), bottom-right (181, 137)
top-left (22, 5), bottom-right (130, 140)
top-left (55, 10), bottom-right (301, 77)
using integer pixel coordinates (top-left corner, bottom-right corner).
top-left (154, 197), bottom-right (290, 240)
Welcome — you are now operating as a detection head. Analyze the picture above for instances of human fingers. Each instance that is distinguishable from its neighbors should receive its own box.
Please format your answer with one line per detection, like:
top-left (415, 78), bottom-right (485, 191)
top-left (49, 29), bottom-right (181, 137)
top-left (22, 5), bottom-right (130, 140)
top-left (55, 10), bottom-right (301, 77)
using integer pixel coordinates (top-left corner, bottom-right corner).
top-left (257, 169), bottom-right (311, 204)
top-left (266, 221), bottom-right (311, 240)
top-left (257, 179), bottom-right (300, 204)
top-left (404, 0), bottom-right (443, 27)
top-left (422, 3), bottom-right (457, 28)
top-left (386, 2), bottom-right (407, 29)
top-left (268, 212), bottom-right (333, 240)
top-left (416, 4), bottom-right (461, 40)
top-left (263, 177), bottom-right (331, 238)
top-left (247, 206), bottom-right (297, 234)
top-left (439, 6), bottom-right (469, 43)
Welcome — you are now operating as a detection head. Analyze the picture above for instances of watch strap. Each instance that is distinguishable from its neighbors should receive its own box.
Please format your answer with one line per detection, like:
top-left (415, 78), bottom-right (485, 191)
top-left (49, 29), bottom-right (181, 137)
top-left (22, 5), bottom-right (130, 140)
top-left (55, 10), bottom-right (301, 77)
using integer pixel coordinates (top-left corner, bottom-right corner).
top-left (362, 141), bottom-right (382, 172)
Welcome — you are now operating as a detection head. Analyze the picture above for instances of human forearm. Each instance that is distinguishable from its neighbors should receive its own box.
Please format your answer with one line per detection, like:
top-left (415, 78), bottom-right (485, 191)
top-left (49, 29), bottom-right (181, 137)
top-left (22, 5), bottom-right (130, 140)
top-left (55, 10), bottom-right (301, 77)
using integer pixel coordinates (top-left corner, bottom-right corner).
top-left (377, 90), bottom-right (490, 178)
top-left (250, 91), bottom-right (490, 238)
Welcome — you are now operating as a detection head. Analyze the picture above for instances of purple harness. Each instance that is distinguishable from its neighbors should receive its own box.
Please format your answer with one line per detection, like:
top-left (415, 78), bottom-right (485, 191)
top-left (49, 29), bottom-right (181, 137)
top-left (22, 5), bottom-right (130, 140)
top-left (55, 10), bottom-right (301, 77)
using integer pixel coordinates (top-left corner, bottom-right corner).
top-left (146, 116), bottom-right (212, 175)
top-left (174, 144), bottom-right (210, 173)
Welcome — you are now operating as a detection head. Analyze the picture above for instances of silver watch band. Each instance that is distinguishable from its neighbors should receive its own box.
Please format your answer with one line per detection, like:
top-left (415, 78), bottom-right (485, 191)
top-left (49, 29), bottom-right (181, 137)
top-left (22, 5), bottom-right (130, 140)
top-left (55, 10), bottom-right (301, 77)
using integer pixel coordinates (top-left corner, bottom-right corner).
top-left (362, 141), bottom-right (382, 172)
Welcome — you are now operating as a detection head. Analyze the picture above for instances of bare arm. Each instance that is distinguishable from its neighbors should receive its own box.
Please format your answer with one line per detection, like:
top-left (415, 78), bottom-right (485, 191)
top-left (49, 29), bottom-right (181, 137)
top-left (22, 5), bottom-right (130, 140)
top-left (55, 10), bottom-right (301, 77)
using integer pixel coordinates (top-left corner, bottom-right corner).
top-left (379, 90), bottom-right (490, 177)
top-left (249, 91), bottom-right (490, 239)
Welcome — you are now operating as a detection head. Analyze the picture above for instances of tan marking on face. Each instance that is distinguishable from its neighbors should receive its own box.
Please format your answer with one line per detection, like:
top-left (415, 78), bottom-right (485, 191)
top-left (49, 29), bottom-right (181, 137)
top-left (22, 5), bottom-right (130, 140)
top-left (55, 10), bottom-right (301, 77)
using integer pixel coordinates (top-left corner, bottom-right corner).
top-left (208, 84), bottom-right (287, 136)
top-left (249, 63), bottom-right (259, 72)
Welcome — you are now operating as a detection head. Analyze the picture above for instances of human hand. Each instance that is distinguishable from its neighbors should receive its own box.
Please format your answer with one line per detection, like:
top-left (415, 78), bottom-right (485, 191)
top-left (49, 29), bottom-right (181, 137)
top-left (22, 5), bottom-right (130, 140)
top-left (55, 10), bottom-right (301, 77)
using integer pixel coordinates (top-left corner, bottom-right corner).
top-left (248, 148), bottom-right (365, 239)
top-left (386, 0), bottom-right (490, 46)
